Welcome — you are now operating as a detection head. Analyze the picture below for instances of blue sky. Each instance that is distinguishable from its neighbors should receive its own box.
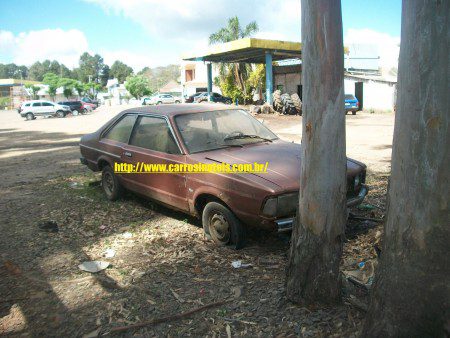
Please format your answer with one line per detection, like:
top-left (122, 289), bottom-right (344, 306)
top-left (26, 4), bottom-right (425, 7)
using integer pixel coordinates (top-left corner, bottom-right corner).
top-left (0, 0), bottom-right (402, 71)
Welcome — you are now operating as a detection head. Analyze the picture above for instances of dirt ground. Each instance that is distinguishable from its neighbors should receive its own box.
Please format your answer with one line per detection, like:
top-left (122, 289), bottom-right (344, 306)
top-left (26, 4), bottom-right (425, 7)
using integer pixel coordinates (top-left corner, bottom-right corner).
top-left (0, 105), bottom-right (391, 337)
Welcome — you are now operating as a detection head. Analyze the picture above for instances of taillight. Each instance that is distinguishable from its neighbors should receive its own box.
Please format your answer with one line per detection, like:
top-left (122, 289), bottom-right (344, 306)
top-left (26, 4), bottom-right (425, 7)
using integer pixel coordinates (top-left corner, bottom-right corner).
top-left (357, 102), bottom-right (359, 107)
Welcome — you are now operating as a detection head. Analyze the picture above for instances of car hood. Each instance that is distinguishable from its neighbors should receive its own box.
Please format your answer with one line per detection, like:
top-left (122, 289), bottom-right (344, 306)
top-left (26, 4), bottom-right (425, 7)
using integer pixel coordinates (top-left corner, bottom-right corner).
top-left (195, 140), bottom-right (365, 191)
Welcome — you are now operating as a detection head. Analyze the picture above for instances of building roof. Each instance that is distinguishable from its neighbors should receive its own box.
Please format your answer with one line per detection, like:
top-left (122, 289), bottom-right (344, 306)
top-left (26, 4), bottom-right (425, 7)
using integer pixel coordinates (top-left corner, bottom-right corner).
top-left (183, 38), bottom-right (301, 64)
top-left (0, 78), bottom-right (41, 86)
top-left (160, 80), bottom-right (182, 93)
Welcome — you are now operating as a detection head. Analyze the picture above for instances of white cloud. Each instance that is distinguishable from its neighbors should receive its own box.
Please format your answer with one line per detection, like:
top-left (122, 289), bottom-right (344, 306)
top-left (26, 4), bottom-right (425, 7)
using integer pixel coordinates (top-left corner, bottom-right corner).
top-left (0, 29), bottom-right (89, 68)
top-left (344, 28), bottom-right (400, 71)
top-left (0, 28), bottom-right (160, 71)
top-left (85, 0), bottom-right (301, 42)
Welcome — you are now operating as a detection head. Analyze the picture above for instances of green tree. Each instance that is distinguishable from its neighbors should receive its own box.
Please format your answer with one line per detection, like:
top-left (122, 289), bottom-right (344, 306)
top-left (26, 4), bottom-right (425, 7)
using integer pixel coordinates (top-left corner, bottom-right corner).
top-left (110, 61), bottom-right (133, 83)
top-left (0, 63), bottom-right (28, 79)
top-left (25, 84), bottom-right (41, 99)
top-left (78, 52), bottom-right (109, 86)
top-left (125, 75), bottom-right (152, 99)
top-left (29, 60), bottom-right (72, 81)
top-left (209, 16), bottom-right (259, 102)
top-left (42, 73), bottom-right (60, 101)
top-left (137, 65), bottom-right (179, 92)
top-left (58, 78), bottom-right (78, 99)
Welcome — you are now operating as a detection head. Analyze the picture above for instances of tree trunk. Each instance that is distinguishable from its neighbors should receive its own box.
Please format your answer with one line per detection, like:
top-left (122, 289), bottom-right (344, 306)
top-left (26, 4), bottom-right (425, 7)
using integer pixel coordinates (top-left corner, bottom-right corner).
top-left (362, 1), bottom-right (449, 336)
top-left (286, 0), bottom-right (346, 304)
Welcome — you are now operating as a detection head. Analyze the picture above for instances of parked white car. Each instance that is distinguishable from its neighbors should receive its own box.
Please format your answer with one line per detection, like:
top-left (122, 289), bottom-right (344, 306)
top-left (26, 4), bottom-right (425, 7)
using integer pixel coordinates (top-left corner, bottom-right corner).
top-left (141, 94), bottom-right (181, 105)
top-left (18, 100), bottom-right (71, 120)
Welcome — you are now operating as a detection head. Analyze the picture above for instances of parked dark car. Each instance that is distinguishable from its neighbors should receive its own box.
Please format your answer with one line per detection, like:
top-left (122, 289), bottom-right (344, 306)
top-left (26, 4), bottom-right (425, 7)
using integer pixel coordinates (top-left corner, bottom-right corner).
top-left (185, 92), bottom-right (205, 103)
top-left (79, 105), bottom-right (367, 249)
top-left (58, 101), bottom-right (84, 115)
top-left (345, 94), bottom-right (360, 115)
top-left (81, 97), bottom-right (99, 108)
top-left (195, 92), bottom-right (233, 104)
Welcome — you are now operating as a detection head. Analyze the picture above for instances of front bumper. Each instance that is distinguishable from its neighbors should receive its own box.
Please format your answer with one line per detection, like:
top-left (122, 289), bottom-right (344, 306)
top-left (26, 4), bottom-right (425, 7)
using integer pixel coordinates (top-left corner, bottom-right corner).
top-left (275, 185), bottom-right (368, 233)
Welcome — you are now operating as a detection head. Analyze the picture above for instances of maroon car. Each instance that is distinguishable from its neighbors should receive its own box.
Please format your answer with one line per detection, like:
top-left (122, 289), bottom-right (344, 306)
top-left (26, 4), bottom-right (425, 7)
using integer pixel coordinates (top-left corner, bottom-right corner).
top-left (79, 105), bottom-right (367, 248)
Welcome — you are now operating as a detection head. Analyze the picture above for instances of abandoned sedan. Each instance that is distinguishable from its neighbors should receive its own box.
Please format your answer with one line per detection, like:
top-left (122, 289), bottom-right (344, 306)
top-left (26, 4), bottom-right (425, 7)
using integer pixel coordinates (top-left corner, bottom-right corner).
top-left (79, 105), bottom-right (367, 248)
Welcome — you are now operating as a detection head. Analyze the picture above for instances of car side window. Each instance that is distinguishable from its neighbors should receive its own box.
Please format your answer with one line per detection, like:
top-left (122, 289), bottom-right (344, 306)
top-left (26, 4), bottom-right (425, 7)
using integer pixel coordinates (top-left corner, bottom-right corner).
top-left (130, 116), bottom-right (180, 154)
top-left (32, 102), bottom-right (41, 107)
top-left (25, 103), bottom-right (30, 107)
top-left (42, 102), bottom-right (53, 106)
top-left (103, 115), bottom-right (136, 143)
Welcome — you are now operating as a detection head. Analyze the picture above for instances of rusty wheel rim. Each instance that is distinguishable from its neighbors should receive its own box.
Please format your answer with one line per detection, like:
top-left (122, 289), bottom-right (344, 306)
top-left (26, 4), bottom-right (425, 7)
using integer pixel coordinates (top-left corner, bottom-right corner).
top-left (209, 213), bottom-right (230, 244)
top-left (103, 172), bottom-right (114, 196)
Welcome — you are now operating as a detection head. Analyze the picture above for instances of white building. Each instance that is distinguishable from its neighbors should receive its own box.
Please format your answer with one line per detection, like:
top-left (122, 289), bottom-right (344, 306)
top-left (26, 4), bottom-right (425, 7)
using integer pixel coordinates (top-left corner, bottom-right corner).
top-left (180, 61), bottom-right (221, 100)
top-left (105, 78), bottom-right (131, 105)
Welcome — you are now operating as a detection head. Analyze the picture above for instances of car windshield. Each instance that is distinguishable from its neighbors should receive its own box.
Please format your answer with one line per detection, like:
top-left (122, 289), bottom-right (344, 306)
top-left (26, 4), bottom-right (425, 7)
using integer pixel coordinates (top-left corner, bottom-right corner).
top-left (175, 109), bottom-right (278, 153)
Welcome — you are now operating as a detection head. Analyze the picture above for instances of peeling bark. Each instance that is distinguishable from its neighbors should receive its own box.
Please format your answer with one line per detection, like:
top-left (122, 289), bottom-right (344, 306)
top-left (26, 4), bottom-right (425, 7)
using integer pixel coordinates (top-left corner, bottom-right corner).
top-left (362, 1), bottom-right (449, 336)
top-left (286, 0), bottom-right (346, 304)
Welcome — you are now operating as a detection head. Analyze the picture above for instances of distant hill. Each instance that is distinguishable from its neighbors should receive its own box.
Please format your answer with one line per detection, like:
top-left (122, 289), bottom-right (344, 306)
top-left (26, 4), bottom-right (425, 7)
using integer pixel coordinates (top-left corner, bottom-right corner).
top-left (138, 64), bottom-right (180, 92)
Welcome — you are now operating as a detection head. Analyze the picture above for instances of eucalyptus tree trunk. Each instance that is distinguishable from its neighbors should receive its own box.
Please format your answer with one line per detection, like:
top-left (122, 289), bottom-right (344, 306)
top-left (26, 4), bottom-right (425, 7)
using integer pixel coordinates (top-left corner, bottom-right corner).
top-left (362, 1), bottom-right (449, 336)
top-left (286, 0), bottom-right (346, 304)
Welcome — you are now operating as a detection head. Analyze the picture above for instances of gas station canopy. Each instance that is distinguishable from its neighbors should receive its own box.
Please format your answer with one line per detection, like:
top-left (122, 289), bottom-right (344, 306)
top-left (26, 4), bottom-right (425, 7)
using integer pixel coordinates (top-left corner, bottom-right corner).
top-left (183, 38), bottom-right (302, 64)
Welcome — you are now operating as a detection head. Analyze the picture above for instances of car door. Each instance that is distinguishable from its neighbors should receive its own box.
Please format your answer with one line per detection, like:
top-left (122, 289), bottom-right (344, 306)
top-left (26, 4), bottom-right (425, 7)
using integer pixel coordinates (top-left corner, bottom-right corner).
top-left (164, 95), bottom-right (173, 104)
top-left (121, 115), bottom-right (188, 211)
top-left (99, 114), bottom-right (138, 188)
top-left (31, 102), bottom-right (43, 115)
top-left (41, 102), bottom-right (55, 114)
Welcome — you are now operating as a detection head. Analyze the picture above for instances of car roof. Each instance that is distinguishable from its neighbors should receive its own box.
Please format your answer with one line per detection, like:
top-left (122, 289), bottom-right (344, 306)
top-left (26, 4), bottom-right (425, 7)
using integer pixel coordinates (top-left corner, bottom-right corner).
top-left (120, 104), bottom-right (237, 117)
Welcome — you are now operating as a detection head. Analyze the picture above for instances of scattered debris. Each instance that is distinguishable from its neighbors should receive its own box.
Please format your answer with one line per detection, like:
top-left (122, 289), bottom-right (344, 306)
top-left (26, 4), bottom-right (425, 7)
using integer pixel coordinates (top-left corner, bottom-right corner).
top-left (122, 232), bottom-right (133, 239)
top-left (103, 249), bottom-right (116, 258)
top-left (82, 328), bottom-right (101, 338)
top-left (231, 261), bottom-right (252, 269)
top-left (78, 261), bottom-right (110, 273)
top-left (231, 286), bottom-right (244, 298)
top-left (343, 259), bottom-right (376, 289)
top-left (226, 323), bottom-right (232, 338)
top-left (170, 288), bottom-right (185, 303)
top-left (109, 299), bottom-right (231, 334)
top-left (38, 220), bottom-right (59, 233)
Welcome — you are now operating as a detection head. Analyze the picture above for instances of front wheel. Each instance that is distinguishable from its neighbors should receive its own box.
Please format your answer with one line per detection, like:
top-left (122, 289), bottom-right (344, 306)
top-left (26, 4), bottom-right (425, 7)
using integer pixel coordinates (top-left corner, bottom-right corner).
top-left (175, 100), bottom-right (180, 104)
top-left (352, 111), bottom-right (357, 115)
top-left (56, 110), bottom-right (65, 118)
top-left (156, 101), bottom-right (162, 105)
top-left (202, 202), bottom-right (245, 249)
top-left (72, 109), bottom-right (79, 116)
top-left (101, 165), bottom-right (123, 201)
top-left (82, 108), bottom-right (87, 114)
top-left (26, 113), bottom-right (34, 121)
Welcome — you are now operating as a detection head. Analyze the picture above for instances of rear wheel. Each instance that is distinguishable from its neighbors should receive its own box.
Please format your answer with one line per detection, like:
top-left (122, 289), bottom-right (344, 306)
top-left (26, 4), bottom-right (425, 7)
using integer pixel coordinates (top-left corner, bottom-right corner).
top-left (175, 100), bottom-right (180, 104)
top-left (156, 101), bottom-right (162, 105)
top-left (352, 111), bottom-right (357, 115)
top-left (82, 108), bottom-right (87, 114)
top-left (72, 109), bottom-right (79, 116)
top-left (101, 165), bottom-right (123, 201)
top-left (25, 113), bottom-right (34, 121)
top-left (202, 201), bottom-right (245, 249)
top-left (56, 110), bottom-right (65, 118)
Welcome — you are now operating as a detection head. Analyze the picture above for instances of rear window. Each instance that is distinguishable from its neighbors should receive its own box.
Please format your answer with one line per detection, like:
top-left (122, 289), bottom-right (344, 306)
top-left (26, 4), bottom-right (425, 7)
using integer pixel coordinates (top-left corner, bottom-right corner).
top-left (345, 94), bottom-right (356, 100)
top-left (103, 115), bottom-right (137, 144)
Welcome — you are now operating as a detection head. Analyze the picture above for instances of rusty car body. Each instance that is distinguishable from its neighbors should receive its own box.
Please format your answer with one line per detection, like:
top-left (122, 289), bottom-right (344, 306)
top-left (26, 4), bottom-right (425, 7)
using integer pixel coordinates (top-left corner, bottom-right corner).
top-left (79, 104), bottom-right (367, 248)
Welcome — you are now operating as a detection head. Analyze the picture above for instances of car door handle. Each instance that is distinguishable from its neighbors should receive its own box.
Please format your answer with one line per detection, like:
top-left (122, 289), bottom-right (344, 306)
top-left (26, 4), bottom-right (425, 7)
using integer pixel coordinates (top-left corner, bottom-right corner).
top-left (124, 151), bottom-right (132, 158)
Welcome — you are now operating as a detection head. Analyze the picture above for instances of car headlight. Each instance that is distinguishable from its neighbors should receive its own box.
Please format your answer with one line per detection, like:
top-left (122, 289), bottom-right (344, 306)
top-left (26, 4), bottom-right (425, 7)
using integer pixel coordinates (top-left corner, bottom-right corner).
top-left (262, 192), bottom-right (299, 217)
